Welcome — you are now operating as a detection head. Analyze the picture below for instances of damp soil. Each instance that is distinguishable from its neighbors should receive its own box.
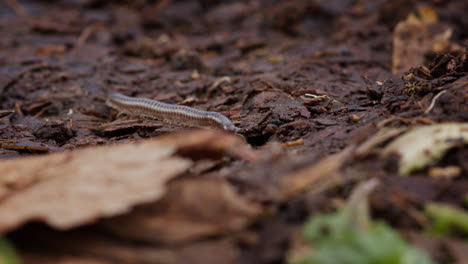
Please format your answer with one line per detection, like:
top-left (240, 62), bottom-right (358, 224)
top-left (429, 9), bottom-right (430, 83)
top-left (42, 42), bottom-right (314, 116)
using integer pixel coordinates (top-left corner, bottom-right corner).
top-left (0, 0), bottom-right (467, 263)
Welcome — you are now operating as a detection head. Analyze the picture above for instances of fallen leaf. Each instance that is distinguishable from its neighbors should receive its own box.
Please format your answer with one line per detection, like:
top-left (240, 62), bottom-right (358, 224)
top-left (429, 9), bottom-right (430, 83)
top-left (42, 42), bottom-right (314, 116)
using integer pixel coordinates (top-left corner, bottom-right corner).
top-left (380, 123), bottom-right (468, 175)
top-left (0, 237), bottom-right (20, 264)
top-left (155, 130), bottom-right (257, 162)
top-left (392, 7), bottom-right (462, 76)
top-left (425, 203), bottom-right (468, 236)
top-left (0, 140), bottom-right (190, 233)
top-left (292, 179), bottom-right (435, 264)
top-left (101, 177), bottom-right (261, 245)
top-left (0, 130), bottom-right (253, 233)
top-left (278, 146), bottom-right (353, 201)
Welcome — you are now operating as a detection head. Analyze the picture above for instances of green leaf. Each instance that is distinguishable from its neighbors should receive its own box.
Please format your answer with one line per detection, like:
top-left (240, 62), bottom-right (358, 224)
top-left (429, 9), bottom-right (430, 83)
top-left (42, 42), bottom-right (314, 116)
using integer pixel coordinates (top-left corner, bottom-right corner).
top-left (425, 203), bottom-right (468, 236)
top-left (0, 238), bottom-right (20, 264)
top-left (291, 180), bottom-right (436, 264)
top-left (295, 218), bottom-right (435, 264)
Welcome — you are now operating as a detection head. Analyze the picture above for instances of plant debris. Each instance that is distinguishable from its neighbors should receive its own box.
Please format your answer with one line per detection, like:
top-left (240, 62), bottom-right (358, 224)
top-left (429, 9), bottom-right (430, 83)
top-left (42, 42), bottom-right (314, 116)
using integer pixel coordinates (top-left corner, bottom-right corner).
top-left (0, 0), bottom-right (466, 263)
top-left (0, 237), bottom-right (20, 264)
top-left (290, 179), bottom-right (435, 264)
top-left (425, 203), bottom-right (468, 236)
top-left (380, 123), bottom-right (468, 175)
top-left (0, 130), bottom-right (252, 233)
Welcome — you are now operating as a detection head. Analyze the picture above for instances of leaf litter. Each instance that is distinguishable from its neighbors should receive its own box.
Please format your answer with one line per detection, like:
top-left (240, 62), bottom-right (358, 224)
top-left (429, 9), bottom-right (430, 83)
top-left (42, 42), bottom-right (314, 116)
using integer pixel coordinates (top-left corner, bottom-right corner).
top-left (0, 134), bottom-right (189, 232)
top-left (0, 0), bottom-right (467, 263)
top-left (381, 123), bottom-right (468, 175)
top-left (0, 130), bottom-right (255, 233)
top-left (290, 179), bottom-right (435, 264)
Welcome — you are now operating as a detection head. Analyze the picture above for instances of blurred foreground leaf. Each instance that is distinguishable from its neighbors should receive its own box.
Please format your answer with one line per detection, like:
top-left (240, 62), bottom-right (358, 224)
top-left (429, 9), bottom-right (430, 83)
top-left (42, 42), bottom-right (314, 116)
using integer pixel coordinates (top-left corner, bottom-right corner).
top-left (425, 203), bottom-right (468, 236)
top-left (291, 179), bottom-right (435, 264)
top-left (381, 123), bottom-right (468, 175)
top-left (0, 238), bottom-right (19, 264)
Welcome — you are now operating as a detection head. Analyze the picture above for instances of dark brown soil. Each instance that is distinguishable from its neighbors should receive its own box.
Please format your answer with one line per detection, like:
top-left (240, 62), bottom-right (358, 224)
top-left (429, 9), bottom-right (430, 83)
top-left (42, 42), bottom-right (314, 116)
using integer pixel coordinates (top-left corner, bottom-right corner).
top-left (0, 0), bottom-right (467, 263)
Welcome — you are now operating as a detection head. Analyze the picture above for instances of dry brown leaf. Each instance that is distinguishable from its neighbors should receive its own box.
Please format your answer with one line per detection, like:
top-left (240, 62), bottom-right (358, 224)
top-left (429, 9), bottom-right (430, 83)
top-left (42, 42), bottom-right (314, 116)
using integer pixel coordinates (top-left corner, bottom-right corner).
top-left (0, 140), bottom-right (190, 233)
top-left (277, 146), bottom-right (354, 201)
top-left (155, 129), bottom-right (257, 162)
top-left (392, 7), bottom-right (462, 76)
top-left (0, 130), bottom-right (253, 233)
top-left (101, 177), bottom-right (261, 245)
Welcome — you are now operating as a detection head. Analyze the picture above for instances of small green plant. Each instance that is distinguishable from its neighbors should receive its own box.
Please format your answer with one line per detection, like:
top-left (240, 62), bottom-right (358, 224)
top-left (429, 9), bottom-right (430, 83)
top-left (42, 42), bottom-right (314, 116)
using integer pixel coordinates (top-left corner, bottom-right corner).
top-left (425, 203), bottom-right (468, 236)
top-left (0, 238), bottom-right (20, 264)
top-left (290, 180), bottom-right (435, 264)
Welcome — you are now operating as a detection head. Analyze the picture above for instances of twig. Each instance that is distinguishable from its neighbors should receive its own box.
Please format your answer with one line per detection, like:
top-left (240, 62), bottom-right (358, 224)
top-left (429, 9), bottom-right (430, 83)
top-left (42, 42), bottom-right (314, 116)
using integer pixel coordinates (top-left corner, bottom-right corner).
top-left (424, 90), bottom-right (446, 114)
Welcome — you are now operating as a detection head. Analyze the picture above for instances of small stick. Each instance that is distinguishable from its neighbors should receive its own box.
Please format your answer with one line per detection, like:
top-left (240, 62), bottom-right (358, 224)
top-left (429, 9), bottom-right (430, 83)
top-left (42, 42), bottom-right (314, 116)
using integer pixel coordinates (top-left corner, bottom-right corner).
top-left (106, 93), bottom-right (239, 132)
top-left (424, 90), bottom-right (446, 114)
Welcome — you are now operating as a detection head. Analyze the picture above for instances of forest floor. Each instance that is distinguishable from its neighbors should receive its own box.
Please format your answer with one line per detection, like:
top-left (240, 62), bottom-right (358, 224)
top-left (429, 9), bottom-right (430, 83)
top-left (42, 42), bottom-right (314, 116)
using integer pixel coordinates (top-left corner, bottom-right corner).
top-left (0, 0), bottom-right (467, 263)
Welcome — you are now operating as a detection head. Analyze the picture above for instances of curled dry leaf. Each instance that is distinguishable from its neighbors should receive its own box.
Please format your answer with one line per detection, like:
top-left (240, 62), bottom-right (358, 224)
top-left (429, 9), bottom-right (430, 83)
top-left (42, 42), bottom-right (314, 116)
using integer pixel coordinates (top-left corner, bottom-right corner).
top-left (0, 130), bottom-right (254, 233)
top-left (381, 123), bottom-right (468, 175)
top-left (101, 177), bottom-right (261, 245)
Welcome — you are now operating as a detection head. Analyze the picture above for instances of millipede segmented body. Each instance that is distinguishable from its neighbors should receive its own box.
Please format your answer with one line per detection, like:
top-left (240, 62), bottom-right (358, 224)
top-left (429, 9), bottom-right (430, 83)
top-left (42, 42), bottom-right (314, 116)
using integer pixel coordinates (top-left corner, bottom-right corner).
top-left (106, 93), bottom-right (238, 132)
